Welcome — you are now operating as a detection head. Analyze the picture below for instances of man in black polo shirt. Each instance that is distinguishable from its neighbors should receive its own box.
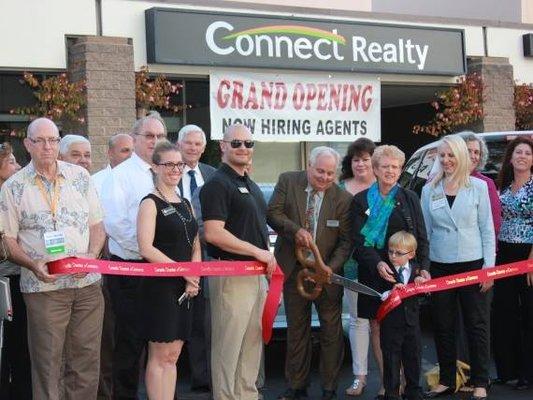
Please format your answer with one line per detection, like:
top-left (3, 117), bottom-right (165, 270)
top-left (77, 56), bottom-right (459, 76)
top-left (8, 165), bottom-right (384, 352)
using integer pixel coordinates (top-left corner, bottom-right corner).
top-left (200, 124), bottom-right (276, 400)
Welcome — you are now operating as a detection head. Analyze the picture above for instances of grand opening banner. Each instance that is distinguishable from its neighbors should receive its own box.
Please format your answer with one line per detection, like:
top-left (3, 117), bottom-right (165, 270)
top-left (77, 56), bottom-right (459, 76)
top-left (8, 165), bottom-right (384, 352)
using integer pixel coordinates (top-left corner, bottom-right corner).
top-left (209, 71), bottom-right (381, 142)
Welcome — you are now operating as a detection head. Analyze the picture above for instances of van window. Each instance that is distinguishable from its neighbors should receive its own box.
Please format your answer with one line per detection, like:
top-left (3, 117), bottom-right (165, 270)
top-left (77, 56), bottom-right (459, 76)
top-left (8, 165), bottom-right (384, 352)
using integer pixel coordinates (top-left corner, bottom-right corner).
top-left (411, 148), bottom-right (438, 195)
top-left (398, 151), bottom-right (423, 189)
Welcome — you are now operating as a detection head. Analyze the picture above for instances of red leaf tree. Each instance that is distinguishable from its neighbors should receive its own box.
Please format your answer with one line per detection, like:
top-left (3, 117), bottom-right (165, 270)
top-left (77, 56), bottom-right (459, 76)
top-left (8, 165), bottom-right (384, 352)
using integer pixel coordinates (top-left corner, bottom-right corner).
top-left (413, 73), bottom-right (484, 136)
top-left (514, 83), bottom-right (533, 130)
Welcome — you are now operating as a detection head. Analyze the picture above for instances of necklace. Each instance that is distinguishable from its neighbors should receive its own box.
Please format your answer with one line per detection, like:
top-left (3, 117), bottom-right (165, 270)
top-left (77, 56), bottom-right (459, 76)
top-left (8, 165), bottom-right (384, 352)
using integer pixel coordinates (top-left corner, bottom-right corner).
top-left (155, 186), bottom-right (195, 247)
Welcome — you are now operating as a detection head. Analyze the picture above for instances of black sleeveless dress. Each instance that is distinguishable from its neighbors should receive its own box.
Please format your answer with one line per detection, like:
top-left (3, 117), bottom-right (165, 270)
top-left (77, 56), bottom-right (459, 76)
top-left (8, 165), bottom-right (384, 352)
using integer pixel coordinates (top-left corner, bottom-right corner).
top-left (139, 193), bottom-right (199, 342)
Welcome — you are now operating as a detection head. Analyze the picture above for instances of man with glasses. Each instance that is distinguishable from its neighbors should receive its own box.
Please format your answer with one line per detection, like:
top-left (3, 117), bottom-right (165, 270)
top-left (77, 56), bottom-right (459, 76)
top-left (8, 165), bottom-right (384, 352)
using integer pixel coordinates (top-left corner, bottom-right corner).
top-left (99, 112), bottom-right (167, 400)
top-left (0, 118), bottom-right (106, 399)
top-left (267, 146), bottom-right (353, 400)
top-left (200, 124), bottom-right (276, 400)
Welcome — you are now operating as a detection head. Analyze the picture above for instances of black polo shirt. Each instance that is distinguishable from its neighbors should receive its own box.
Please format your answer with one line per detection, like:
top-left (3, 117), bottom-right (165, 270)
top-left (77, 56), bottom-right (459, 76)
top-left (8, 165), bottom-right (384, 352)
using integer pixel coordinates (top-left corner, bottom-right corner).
top-left (200, 163), bottom-right (268, 261)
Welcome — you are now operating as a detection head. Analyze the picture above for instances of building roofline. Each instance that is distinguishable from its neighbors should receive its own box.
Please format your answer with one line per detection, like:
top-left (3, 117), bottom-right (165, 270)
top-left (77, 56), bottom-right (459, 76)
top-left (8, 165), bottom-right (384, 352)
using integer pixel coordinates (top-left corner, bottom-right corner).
top-left (140, 0), bottom-right (533, 30)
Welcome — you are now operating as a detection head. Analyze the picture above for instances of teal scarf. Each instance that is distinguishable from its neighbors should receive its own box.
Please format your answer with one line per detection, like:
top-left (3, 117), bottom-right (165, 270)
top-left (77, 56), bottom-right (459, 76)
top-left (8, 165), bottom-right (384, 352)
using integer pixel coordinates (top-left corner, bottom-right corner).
top-left (360, 182), bottom-right (399, 249)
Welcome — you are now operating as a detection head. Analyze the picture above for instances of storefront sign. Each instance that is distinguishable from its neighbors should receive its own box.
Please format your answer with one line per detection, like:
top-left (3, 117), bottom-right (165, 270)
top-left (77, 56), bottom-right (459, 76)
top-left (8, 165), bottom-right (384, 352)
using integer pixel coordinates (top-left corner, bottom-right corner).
top-left (209, 71), bottom-right (381, 142)
top-left (146, 8), bottom-right (466, 75)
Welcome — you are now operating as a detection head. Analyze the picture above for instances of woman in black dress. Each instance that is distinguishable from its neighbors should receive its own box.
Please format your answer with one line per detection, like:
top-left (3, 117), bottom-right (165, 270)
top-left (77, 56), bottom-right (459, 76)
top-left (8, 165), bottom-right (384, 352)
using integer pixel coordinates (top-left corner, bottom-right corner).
top-left (351, 145), bottom-right (430, 400)
top-left (137, 140), bottom-right (201, 400)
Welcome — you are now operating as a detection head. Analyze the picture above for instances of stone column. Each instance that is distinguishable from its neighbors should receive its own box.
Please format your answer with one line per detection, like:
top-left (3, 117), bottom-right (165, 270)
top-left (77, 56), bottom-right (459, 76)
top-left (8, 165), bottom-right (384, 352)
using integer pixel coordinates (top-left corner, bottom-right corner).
top-left (67, 36), bottom-right (136, 172)
top-left (467, 56), bottom-right (516, 132)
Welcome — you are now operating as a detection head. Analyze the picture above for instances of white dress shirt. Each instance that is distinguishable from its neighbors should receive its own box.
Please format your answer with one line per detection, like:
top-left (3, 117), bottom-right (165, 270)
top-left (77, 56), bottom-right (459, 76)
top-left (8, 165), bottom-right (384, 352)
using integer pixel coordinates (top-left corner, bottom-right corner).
top-left (92, 165), bottom-right (112, 197)
top-left (181, 164), bottom-right (205, 202)
top-left (100, 153), bottom-right (155, 260)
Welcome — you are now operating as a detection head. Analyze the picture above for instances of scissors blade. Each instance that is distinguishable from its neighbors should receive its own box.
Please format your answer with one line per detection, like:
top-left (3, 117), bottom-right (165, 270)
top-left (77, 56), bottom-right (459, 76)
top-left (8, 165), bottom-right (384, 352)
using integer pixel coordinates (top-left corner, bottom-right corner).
top-left (330, 274), bottom-right (383, 298)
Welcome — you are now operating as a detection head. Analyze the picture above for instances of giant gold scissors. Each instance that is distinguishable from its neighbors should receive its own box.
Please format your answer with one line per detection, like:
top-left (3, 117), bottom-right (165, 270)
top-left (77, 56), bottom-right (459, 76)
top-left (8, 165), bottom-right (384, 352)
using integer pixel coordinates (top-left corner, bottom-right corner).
top-left (295, 241), bottom-right (382, 300)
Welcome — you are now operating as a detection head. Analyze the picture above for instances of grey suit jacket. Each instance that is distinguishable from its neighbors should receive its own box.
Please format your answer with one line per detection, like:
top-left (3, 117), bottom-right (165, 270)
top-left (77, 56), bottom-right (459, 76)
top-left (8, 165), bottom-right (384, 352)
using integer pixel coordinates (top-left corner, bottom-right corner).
top-left (421, 176), bottom-right (495, 267)
top-left (267, 171), bottom-right (353, 278)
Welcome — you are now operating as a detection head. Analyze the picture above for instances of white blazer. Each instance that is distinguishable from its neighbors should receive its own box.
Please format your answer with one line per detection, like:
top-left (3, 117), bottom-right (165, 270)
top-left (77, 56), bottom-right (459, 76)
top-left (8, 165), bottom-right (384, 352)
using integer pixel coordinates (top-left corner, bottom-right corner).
top-left (421, 176), bottom-right (495, 268)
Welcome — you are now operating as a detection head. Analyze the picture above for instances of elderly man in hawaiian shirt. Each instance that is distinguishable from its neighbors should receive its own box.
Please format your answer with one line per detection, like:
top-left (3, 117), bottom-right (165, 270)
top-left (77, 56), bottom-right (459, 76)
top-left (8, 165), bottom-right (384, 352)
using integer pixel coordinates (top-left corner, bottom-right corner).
top-left (0, 118), bottom-right (106, 400)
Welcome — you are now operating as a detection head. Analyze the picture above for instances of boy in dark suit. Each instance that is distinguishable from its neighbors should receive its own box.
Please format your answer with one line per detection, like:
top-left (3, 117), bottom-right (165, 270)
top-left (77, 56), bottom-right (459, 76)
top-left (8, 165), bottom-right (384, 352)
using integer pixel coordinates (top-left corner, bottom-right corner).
top-left (380, 231), bottom-right (429, 400)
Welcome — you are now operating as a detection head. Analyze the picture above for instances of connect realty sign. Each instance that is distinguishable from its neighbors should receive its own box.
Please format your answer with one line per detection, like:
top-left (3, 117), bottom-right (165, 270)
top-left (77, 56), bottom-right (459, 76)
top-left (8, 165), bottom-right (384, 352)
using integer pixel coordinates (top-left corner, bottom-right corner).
top-left (209, 71), bottom-right (381, 142)
top-left (146, 8), bottom-right (466, 75)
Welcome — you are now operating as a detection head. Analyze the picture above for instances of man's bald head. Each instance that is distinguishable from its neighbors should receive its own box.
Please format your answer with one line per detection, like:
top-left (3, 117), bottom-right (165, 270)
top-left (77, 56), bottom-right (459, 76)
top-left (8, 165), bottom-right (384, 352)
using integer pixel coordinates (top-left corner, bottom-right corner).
top-left (27, 117), bottom-right (59, 139)
top-left (108, 133), bottom-right (134, 168)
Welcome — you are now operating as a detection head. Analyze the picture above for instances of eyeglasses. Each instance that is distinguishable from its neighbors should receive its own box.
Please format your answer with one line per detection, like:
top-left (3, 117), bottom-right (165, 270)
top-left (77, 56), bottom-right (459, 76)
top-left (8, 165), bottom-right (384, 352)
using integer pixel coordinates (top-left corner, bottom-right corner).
top-left (28, 137), bottom-right (61, 146)
top-left (156, 161), bottom-right (186, 172)
top-left (223, 140), bottom-right (255, 149)
top-left (135, 133), bottom-right (166, 141)
top-left (387, 250), bottom-right (412, 257)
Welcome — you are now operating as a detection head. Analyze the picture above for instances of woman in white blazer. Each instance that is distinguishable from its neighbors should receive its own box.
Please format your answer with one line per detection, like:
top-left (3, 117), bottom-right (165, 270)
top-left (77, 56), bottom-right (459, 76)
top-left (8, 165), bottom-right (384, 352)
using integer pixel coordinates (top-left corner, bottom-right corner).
top-left (421, 135), bottom-right (495, 400)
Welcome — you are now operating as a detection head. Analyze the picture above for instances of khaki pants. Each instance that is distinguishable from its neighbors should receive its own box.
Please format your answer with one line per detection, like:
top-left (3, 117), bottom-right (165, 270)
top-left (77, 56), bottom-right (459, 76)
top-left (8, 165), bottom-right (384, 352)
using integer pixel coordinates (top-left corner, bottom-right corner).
top-left (24, 282), bottom-right (104, 400)
top-left (209, 275), bottom-right (266, 400)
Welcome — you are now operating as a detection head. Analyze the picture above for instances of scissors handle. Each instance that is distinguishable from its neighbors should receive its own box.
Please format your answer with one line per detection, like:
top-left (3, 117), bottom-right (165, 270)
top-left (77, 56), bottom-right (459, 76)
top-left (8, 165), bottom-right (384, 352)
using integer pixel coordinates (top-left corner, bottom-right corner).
top-left (295, 241), bottom-right (332, 300)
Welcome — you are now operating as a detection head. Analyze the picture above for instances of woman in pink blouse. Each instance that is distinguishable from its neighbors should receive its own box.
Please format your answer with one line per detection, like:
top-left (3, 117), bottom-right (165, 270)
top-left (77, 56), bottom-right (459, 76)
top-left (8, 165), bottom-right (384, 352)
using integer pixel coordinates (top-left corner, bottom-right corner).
top-left (463, 133), bottom-right (501, 239)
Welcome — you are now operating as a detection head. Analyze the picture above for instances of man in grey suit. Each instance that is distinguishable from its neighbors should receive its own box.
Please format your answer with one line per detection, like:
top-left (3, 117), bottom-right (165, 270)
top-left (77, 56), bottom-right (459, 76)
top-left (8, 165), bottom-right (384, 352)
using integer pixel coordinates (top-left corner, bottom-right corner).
top-left (176, 124), bottom-right (216, 393)
top-left (267, 146), bottom-right (353, 400)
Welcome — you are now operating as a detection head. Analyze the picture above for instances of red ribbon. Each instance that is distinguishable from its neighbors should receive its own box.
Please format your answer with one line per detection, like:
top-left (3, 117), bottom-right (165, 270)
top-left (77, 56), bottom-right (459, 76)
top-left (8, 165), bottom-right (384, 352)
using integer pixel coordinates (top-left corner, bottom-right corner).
top-left (48, 257), bottom-right (284, 344)
top-left (376, 259), bottom-right (533, 322)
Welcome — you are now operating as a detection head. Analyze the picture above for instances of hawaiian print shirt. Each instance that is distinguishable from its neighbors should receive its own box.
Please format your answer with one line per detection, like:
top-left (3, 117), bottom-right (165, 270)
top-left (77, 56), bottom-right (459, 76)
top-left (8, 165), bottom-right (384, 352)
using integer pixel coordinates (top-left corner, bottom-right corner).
top-left (0, 160), bottom-right (103, 293)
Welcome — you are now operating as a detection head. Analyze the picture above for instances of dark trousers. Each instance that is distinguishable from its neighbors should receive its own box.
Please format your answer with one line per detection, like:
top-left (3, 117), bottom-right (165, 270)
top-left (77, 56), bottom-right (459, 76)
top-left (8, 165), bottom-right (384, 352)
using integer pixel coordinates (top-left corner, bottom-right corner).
top-left (107, 256), bottom-right (146, 400)
top-left (0, 275), bottom-right (32, 400)
top-left (492, 241), bottom-right (533, 382)
top-left (380, 323), bottom-right (422, 400)
top-left (186, 277), bottom-right (211, 390)
top-left (284, 269), bottom-right (344, 391)
top-left (97, 277), bottom-right (115, 400)
top-left (430, 260), bottom-right (490, 389)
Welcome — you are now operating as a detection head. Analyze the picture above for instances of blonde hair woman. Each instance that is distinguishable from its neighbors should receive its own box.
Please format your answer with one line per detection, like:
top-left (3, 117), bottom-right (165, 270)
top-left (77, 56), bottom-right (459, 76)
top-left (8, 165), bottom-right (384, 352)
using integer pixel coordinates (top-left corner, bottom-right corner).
top-left (421, 134), bottom-right (495, 400)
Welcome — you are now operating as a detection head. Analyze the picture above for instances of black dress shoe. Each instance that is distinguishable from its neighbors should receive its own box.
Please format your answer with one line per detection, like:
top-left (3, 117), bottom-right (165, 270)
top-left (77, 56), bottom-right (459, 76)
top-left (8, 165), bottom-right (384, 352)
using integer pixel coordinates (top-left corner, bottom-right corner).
top-left (322, 389), bottom-right (337, 400)
top-left (423, 387), bottom-right (455, 398)
top-left (514, 379), bottom-right (529, 390)
top-left (278, 388), bottom-right (308, 399)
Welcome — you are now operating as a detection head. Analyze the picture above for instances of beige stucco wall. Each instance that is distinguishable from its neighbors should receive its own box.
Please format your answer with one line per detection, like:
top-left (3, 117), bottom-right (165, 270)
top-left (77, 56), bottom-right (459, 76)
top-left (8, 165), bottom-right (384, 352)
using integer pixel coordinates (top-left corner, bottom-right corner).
top-left (221, 0), bottom-right (372, 12)
top-left (523, 0), bottom-right (533, 23)
top-left (0, 0), bottom-right (96, 70)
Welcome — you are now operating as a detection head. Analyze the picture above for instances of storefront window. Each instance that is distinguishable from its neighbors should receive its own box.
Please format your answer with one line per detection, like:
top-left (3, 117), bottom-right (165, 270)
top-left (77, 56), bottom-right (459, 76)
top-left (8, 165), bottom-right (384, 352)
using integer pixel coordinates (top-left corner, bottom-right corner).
top-left (0, 72), bottom-right (54, 165)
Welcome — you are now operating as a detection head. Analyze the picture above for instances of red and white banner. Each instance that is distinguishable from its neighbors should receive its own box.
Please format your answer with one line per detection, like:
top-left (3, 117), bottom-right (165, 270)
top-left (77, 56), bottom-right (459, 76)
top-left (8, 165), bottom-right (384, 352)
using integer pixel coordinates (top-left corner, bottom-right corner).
top-left (376, 259), bottom-right (533, 322)
top-left (210, 71), bottom-right (381, 142)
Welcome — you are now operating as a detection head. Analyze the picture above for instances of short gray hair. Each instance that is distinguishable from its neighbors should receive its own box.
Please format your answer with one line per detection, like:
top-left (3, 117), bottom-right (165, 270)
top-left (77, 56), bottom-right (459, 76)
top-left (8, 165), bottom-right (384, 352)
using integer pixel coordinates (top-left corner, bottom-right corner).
top-left (177, 124), bottom-right (206, 145)
top-left (461, 131), bottom-right (489, 170)
top-left (132, 111), bottom-right (167, 136)
top-left (309, 146), bottom-right (340, 168)
top-left (59, 134), bottom-right (90, 155)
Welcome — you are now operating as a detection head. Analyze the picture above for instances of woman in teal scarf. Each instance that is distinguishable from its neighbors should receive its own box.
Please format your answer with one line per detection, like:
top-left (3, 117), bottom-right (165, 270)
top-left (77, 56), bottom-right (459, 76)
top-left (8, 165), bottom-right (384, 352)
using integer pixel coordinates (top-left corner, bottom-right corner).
top-left (350, 145), bottom-right (430, 400)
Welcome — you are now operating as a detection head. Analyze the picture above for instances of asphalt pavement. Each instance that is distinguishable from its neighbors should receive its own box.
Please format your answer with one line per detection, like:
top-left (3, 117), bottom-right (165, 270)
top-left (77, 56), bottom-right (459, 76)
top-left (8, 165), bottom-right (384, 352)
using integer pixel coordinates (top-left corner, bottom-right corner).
top-left (176, 325), bottom-right (533, 400)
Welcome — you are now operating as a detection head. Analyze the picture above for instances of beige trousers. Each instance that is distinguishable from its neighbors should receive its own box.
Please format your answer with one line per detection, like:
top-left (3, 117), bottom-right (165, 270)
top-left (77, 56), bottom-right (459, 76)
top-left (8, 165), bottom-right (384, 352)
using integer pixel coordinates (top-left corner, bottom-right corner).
top-left (209, 275), bottom-right (266, 400)
top-left (24, 282), bottom-right (104, 400)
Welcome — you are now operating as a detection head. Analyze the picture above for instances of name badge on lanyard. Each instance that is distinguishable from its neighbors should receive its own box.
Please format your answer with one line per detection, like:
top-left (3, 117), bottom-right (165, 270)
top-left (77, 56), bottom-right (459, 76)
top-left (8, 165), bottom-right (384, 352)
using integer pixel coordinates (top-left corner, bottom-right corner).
top-left (44, 231), bottom-right (66, 254)
top-left (35, 176), bottom-right (65, 253)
